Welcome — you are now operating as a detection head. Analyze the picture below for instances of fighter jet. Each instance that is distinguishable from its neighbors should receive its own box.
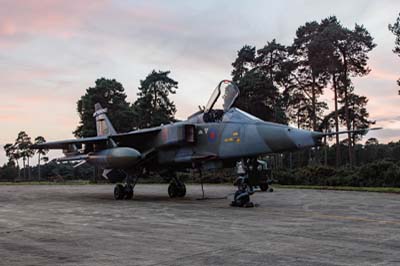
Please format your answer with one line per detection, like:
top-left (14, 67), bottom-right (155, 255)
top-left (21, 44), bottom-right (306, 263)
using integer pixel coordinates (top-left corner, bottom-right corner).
top-left (32, 80), bottom-right (378, 204)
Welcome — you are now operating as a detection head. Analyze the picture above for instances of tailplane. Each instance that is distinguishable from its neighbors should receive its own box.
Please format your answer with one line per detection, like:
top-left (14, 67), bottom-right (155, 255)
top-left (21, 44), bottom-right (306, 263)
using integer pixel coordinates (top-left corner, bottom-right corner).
top-left (93, 103), bottom-right (117, 136)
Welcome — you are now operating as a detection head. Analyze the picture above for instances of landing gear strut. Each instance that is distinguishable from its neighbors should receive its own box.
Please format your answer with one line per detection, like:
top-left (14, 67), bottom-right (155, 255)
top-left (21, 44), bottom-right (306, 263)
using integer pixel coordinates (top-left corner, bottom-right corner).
top-left (114, 174), bottom-right (138, 200)
top-left (168, 177), bottom-right (186, 198)
top-left (231, 160), bottom-right (254, 207)
top-left (231, 176), bottom-right (254, 207)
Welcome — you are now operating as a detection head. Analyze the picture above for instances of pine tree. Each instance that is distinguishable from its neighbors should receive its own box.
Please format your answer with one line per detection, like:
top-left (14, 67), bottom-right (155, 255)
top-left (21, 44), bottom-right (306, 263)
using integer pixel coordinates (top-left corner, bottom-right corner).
top-left (34, 136), bottom-right (48, 181)
top-left (389, 13), bottom-right (400, 86)
top-left (74, 78), bottom-right (134, 137)
top-left (132, 70), bottom-right (178, 128)
top-left (290, 21), bottom-right (330, 131)
top-left (231, 45), bottom-right (256, 83)
top-left (231, 41), bottom-right (291, 124)
top-left (15, 131), bottom-right (33, 179)
top-left (320, 16), bottom-right (376, 166)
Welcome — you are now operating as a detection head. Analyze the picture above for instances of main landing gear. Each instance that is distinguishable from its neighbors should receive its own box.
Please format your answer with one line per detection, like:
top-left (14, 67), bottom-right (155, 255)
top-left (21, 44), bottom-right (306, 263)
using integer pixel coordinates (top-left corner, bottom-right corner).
top-left (168, 178), bottom-right (186, 198)
top-left (114, 174), bottom-right (138, 200)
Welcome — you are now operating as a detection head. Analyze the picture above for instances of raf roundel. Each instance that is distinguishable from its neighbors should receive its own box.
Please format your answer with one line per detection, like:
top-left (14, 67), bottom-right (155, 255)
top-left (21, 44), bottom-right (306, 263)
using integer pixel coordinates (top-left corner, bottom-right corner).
top-left (207, 128), bottom-right (218, 143)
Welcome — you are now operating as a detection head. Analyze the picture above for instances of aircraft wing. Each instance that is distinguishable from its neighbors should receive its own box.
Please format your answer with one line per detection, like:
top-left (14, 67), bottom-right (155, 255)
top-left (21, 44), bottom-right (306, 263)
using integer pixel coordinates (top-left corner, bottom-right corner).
top-left (31, 127), bottom-right (162, 150)
top-left (31, 136), bottom-right (109, 150)
top-left (112, 127), bottom-right (162, 147)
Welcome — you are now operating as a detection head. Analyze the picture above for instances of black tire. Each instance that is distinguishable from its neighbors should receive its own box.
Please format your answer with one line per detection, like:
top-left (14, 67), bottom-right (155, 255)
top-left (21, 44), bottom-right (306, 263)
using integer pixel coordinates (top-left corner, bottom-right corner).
top-left (168, 182), bottom-right (178, 198)
top-left (259, 183), bottom-right (269, 192)
top-left (177, 183), bottom-right (186, 197)
top-left (233, 190), bottom-right (249, 207)
top-left (114, 184), bottom-right (125, 200)
top-left (124, 185), bottom-right (134, 200)
top-left (241, 194), bottom-right (250, 205)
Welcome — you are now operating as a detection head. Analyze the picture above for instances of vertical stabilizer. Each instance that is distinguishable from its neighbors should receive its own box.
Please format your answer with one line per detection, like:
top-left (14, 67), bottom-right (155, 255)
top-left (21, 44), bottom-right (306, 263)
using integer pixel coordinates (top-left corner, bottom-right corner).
top-left (93, 103), bottom-right (117, 136)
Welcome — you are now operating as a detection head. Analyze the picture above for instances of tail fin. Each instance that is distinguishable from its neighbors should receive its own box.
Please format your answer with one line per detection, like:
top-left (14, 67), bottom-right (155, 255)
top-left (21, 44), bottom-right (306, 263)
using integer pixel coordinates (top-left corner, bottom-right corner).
top-left (93, 103), bottom-right (117, 136)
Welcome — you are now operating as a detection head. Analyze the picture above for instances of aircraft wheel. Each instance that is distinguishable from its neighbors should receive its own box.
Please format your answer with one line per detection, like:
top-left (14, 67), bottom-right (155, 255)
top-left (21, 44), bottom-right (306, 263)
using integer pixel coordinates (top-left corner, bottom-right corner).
top-left (168, 180), bottom-right (186, 198)
top-left (177, 183), bottom-right (186, 197)
top-left (232, 190), bottom-right (250, 207)
top-left (114, 184), bottom-right (125, 200)
top-left (168, 182), bottom-right (178, 198)
top-left (124, 185), bottom-right (134, 200)
top-left (259, 183), bottom-right (269, 192)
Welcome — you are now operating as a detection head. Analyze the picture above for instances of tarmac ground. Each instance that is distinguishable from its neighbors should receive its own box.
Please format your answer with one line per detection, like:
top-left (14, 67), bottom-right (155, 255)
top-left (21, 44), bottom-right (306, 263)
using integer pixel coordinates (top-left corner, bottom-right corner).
top-left (0, 184), bottom-right (399, 266)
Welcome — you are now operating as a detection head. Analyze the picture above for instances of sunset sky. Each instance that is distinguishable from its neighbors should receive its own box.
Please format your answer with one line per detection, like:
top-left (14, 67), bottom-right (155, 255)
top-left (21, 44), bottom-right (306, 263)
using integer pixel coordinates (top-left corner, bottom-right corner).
top-left (1, 0), bottom-right (400, 164)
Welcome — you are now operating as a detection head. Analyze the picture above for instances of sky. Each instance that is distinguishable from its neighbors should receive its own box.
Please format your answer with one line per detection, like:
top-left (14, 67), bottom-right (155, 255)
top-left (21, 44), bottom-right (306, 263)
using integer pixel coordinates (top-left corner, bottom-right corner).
top-left (1, 0), bottom-right (400, 165)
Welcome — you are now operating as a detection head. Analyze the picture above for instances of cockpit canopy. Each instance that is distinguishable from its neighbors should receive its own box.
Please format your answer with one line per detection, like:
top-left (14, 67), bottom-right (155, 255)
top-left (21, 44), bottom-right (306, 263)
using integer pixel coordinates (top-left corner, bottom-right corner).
top-left (204, 80), bottom-right (239, 113)
top-left (187, 80), bottom-right (241, 123)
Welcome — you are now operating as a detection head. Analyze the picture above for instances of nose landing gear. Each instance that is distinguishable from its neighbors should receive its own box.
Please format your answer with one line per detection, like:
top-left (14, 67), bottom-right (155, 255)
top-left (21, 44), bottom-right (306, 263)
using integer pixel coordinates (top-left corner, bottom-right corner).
top-left (231, 175), bottom-right (254, 207)
top-left (231, 160), bottom-right (255, 207)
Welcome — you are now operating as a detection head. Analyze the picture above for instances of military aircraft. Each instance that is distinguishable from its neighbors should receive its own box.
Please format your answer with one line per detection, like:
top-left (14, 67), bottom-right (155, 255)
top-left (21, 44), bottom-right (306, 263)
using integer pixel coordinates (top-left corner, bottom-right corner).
top-left (32, 80), bottom-right (378, 204)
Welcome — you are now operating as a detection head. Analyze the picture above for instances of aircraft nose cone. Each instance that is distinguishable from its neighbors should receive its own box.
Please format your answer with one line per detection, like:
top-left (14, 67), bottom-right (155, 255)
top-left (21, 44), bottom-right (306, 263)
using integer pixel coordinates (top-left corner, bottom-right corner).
top-left (257, 124), bottom-right (316, 152)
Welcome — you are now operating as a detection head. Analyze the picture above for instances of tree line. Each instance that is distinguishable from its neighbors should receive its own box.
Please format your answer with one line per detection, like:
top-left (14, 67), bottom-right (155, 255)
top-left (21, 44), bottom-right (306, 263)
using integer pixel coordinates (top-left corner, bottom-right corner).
top-left (1, 70), bottom-right (179, 182)
top-left (2, 14), bottom-right (400, 184)
top-left (231, 16), bottom-right (376, 167)
top-left (3, 132), bottom-right (48, 180)
top-left (74, 70), bottom-right (178, 138)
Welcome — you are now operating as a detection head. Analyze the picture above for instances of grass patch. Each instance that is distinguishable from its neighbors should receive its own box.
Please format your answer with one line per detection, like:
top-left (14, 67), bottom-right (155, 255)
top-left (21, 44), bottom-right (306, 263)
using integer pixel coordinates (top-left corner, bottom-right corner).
top-left (274, 185), bottom-right (400, 193)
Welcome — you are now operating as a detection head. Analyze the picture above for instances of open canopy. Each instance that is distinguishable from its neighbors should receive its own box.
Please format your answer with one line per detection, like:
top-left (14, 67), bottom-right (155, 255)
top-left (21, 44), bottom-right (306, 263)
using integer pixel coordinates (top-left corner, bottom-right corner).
top-left (204, 80), bottom-right (239, 113)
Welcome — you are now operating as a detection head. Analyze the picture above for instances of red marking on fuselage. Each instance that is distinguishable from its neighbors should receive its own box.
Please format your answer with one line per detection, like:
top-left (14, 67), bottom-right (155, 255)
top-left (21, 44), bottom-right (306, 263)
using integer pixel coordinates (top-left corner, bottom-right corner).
top-left (210, 132), bottom-right (215, 139)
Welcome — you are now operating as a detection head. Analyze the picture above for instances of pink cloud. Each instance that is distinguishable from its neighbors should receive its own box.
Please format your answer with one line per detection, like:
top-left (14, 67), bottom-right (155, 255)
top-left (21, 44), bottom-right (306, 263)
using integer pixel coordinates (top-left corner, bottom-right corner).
top-left (0, 0), bottom-right (109, 43)
top-left (0, 114), bottom-right (20, 122)
top-left (0, 1), bottom-right (178, 38)
top-left (369, 68), bottom-right (399, 81)
top-left (0, 104), bottom-right (19, 112)
top-left (0, 20), bottom-right (16, 36)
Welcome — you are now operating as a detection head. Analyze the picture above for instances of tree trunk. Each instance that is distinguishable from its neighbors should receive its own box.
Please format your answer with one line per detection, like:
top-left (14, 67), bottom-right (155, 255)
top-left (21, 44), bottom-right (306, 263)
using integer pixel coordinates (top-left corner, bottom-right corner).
top-left (352, 122), bottom-right (357, 166)
top-left (16, 159), bottom-right (20, 179)
top-left (324, 133), bottom-right (328, 166)
top-left (22, 157), bottom-right (26, 179)
top-left (38, 153), bottom-right (41, 181)
top-left (333, 75), bottom-right (341, 167)
top-left (27, 156), bottom-right (31, 180)
top-left (340, 51), bottom-right (352, 167)
top-left (344, 88), bottom-right (352, 167)
top-left (311, 75), bottom-right (317, 131)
